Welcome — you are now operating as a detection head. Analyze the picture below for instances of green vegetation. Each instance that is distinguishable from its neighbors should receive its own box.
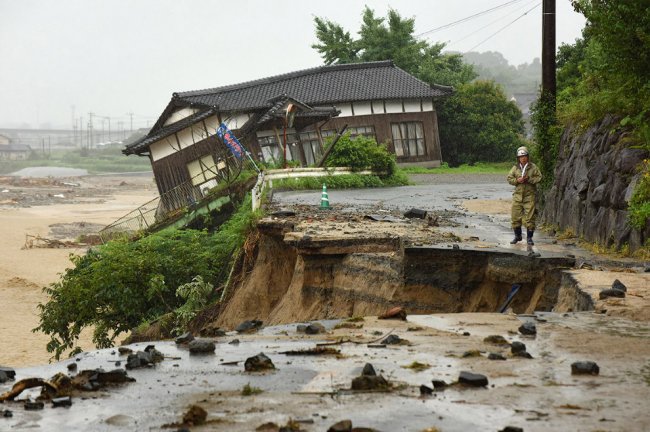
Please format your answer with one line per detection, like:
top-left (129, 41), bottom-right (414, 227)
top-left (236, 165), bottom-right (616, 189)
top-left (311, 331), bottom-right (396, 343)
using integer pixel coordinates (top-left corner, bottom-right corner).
top-left (401, 162), bottom-right (510, 174)
top-left (0, 145), bottom-right (151, 175)
top-left (530, 94), bottom-right (561, 191)
top-left (629, 160), bottom-right (650, 230)
top-left (241, 383), bottom-right (263, 396)
top-left (312, 7), bottom-right (525, 167)
top-left (325, 133), bottom-right (396, 177)
top-left (35, 194), bottom-right (260, 360)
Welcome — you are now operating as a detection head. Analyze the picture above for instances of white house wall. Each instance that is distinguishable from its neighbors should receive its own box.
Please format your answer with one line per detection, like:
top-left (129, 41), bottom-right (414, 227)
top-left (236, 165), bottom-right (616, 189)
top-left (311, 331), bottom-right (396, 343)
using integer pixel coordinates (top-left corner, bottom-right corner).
top-left (163, 108), bottom-right (199, 126)
top-left (150, 114), bottom-right (221, 162)
top-left (352, 101), bottom-right (372, 116)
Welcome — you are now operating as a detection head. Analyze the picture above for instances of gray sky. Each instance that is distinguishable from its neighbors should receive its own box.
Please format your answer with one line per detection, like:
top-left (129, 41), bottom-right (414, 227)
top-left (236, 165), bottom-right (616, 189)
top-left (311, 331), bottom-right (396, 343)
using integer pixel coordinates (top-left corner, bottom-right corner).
top-left (0, 0), bottom-right (585, 130)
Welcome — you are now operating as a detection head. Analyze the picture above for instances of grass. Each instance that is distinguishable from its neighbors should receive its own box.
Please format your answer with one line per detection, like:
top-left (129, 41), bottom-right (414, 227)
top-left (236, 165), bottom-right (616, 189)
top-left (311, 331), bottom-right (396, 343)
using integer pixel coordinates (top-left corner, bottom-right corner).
top-left (401, 162), bottom-right (511, 174)
top-left (402, 361), bottom-right (431, 372)
top-left (241, 383), bottom-right (263, 396)
top-left (272, 171), bottom-right (410, 190)
top-left (0, 146), bottom-right (151, 175)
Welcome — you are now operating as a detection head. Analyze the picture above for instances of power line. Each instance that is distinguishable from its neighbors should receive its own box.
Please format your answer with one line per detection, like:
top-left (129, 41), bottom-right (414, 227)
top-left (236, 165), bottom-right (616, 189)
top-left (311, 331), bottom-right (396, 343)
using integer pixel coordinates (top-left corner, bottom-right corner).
top-left (445, 0), bottom-right (538, 49)
top-left (464, 2), bottom-right (541, 53)
top-left (416, 0), bottom-right (526, 38)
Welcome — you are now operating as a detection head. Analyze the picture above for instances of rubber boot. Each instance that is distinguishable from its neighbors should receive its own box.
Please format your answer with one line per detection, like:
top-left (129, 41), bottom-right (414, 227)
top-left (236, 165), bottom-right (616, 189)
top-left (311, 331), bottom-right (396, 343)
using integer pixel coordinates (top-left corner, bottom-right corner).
top-left (527, 229), bottom-right (535, 245)
top-left (510, 227), bottom-right (522, 244)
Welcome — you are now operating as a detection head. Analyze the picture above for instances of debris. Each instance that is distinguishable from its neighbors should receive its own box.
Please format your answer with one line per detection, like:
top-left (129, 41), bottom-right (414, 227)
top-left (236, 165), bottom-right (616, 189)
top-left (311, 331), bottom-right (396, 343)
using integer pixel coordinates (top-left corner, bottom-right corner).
top-left (420, 384), bottom-right (434, 396)
top-left (510, 341), bottom-right (527, 354)
top-left (599, 288), bottom-right (625, 299)
top-left (175, 332), bottom-right (195, 344)
top-left (72, 369), bottom-right (135, 391)
top-left (2, 409), bottom-right (12, 417)
top-left (118, 347), bottom-right (133, 355)
top-left (402, 361), bottom-right (431, 372)
top-left (229, 338), bottom-right (240, 345)
top-left (364, 214), bottom-right (403, 222)
top-left (52, 396), bottom-right (72, 408)
top-left (182, 404), bottom-right (207, 426)
top-left (125, 351), bottom-right (155, 369)
top-left (24, 401), bottom-right (44, 410)
top-left (499, 427), bottom-right (523, 432)
top-left (518, 322), bottom-right (537, 336)
top-left (236, 319), bottom-right (263, 333)
top-left (305, 322), bottom-right (326, 334)
top-left (296, 324), bottom-right (308, 333)
top-left (0, 371), bottom-right (8, 384)
top-left (378, 306), bottom-right (407, 320)
top-left (144, 345), bottom-right (164, 362)
top-left (484, 335), bottom-right (509, 345)
top-left (462, 350), bottom-right (482, 358)
top-left (513, 351), bottom-right (534, 359)
top-left (279, 347), bottom-right (340, 356)
top-left (431, 379), bottom-right (448, 390)
top-left (571, 361), bottom-right (600, 375)
top-left (327, 419), bottom-right (352, 432)
top-left (351, 363), bottom-right (389, 391)
top-left (362, 363), bottom-right (376, 376)
top-left (452, 244), bottom-right (460, 250)
top-left (0, 366), bottom-right (15, 380)
top-left (188, 339), bottom-right (216, 355)
top-left (381, 334), bottom-right (407, 345)
top-left (498, 284), bottom-right (521, 313)
top-left (458, 371), bottom-right (489, 388)
top-left (0, 378), bottom-right (58, 402)
top-left (245, 353), bottom-right (275, 372)
top-left (611, 279), bottom-right (627, 292)
top-left (67, 363), bottom-right (77, 372)
top-left (272, 209), bottom-right (296, 217)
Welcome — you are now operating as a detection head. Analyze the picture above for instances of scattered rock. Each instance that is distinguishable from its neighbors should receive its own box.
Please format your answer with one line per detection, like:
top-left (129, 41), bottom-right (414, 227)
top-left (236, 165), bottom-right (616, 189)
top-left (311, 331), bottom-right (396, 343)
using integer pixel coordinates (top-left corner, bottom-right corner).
top-left (452, 244), bottom-right (460, 250)
top-left (118, 347), bottom-right (133, 355)
top-left (144, 345), bottom-right (164, 362)
top-left (256, 422), bottom-right (280, 432)
top-left (381, 334), bottom-right (405, 345)
top-left (305, 322), bottom-right (326, 335)
top-left (175, 332), bottom-right (195, 344)
top-left (484, 335), bottom-right (509, 345)
top-left (599, 288), bottom-right (625, 299)
top-left (580, 262), bottom-right (594, 270)
top-left (611, 279), bottom-right (627, 292)
top-left (431, 379), bottom-right (448, 390)
top-left (378, 306), bottom-right (407, 320)
top-left (0, 366), bottom-right (15, 380)
top-left (462, 331), bottom-right (471, 336)
top-left (71, 369), bottom-right (135, 391)
top-left (236, 319), bottom-right (263, 333)
top-left (67, 363), bottom-right (77, 372)
top-left (188, 340), bottom-right (216, 355)
top-left (200, 324), bottom-right (226, 337)
top-left (272, 209), bottom-right (296, 217)
top-left (499, 427), bottom-right (524, 432)
top-left (24, 401), bottom-right (44, 410)
top-left (518, 322), bottom-right (537, 336)
top-left (351, 374), bottom-right (389, 391)
top-left (0, 371), bottom-right (8, 384)
top-left (571, 361), bottom-right (600, 375)
top-left (52, 396), bottom-right (72, 408)
top-left (419, 384), bottom-right (434, 395)
top-left (458, 371), bottom-right (489, 387)
top-left (513, 351), bottom-right (534, 359)
top-left (462, 350), bottom-right (482, 358)
top-left (296, 324), bottom-right (308, 333)
top-left (362, 363), bottom-right (377, 376)
top-left (404, 208), bottom-right (427, 219)
top-left (2, 409), bottom-right (12, 418)
top-left (229, 339), bottom-right (240, 345)
top-left (328, 419), bottom-right (353, 432)
top-left (488, 353), bottom-right (506, 361)
top-left (245, 353), bottom-right (275, 372)
top-left (182, 404), bottom-right (207, 426)
top-left (126, 351), bottom-right (154, 369)
top-left (510, 341), bottom-right (527, 354)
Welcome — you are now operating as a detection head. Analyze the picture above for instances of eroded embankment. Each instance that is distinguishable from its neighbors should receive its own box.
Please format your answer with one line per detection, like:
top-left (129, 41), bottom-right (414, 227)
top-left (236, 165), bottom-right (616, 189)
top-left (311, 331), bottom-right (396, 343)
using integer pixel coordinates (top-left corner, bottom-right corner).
top-left (211, 219), bottom-right (577, 330)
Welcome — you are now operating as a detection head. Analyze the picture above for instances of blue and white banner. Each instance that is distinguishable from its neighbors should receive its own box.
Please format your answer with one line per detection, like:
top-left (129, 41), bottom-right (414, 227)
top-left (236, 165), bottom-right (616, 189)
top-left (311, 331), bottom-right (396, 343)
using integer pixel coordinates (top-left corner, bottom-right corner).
top-left (216, 123), bottom-right (244, 159)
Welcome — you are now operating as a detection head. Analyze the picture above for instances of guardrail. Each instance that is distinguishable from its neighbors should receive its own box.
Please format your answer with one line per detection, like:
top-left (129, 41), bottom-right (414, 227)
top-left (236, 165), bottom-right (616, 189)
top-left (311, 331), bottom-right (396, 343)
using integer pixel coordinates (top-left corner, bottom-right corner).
top-left (251, 167), bottom-right (372, 210)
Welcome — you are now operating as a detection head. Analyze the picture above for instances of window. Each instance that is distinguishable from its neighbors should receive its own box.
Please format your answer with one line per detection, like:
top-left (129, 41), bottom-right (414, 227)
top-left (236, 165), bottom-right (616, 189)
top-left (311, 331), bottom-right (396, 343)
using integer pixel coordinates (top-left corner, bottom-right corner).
top-left (348, 125), bottom-right (376, 140)
top-left (257, 132), bottom-right (301, 164)
top-left (391, 122), bottom-right (425, 157)
top-left (298, 131), bottom-right (324, 165)
top-left (187, 155), bottom-right (219, 186)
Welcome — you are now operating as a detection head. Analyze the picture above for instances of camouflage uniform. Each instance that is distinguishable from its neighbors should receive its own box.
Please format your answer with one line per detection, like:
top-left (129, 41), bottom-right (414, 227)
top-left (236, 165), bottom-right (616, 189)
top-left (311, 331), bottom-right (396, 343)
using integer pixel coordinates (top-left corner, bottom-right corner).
top-left (507, 162), bottom-right (542, 230)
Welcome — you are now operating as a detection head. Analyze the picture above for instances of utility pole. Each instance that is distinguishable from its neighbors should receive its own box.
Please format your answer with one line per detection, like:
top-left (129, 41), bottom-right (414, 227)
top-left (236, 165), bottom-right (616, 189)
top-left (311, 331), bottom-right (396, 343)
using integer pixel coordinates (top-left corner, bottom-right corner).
top-left (88, 112), bottom-right (95, 148)
top-left (542, 0), bottom-right (556, 105)
top-left (127, 112), bottom-right (134, 132)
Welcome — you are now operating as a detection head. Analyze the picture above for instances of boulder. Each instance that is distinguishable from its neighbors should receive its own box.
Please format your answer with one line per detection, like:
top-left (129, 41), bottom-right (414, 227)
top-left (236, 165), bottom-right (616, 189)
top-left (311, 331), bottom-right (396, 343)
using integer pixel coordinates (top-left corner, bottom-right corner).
top-left (328, 420), bottom-right (353, 432)
top-left (611, 279), bottom-right (627, 292)
top-left (458, 371), bottom-right (488, 387)
top-left (245, 353), bottom-right (275, 372)
top-left (518, 322), bottom-right (537, 336)
top-left (189, 340), bottom-right (216, 355)
top-left (305, 322), bottom-right (326, 335)
top-left (236, 319), bottom-right (263, 334)
top-left (175, 332), bottom-right (195, 344)
top-left (571, 361), bottom-right (600, 375)
top-left (599, 289), bottom-right (625, 300)
top-left (510, 341), bottom-right (527, 354)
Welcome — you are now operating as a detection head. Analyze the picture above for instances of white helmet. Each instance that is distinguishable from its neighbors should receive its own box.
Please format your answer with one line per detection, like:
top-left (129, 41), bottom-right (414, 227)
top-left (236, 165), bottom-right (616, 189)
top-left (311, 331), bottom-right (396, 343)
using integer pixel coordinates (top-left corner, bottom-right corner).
top-left (516, 146), bottom-right (529, 157)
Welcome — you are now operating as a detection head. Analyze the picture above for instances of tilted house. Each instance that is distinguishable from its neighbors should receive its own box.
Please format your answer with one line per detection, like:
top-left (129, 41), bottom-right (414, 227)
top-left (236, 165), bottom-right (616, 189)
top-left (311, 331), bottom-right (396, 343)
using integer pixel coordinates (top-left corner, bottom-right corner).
top-left (124, 60), bottom-right (452, 201)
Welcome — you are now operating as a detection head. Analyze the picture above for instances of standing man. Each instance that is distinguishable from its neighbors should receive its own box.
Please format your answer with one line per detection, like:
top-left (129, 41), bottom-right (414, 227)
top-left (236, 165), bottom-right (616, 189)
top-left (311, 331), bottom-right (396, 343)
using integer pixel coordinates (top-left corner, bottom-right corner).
top-left (507, 146), bottom-right (542, 245)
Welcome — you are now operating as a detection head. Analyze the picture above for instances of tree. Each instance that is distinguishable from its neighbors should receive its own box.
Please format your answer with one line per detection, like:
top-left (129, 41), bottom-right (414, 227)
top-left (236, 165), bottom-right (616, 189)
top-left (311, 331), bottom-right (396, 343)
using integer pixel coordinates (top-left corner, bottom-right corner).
top-left (438, 81), bottom-right (526, 166)
top-left (312, 7), bottom-right (526, 165)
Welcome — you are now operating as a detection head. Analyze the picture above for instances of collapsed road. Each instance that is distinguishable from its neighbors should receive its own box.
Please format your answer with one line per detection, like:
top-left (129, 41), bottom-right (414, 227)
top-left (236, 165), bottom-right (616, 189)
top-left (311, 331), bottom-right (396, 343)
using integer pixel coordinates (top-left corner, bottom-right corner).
top-left (2, 173), bottom-right (649, 431)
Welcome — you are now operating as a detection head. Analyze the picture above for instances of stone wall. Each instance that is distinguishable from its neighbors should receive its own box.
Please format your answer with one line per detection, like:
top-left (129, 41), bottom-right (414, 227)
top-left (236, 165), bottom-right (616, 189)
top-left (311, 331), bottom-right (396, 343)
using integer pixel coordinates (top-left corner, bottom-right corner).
top-left (542, 115), bottom-right (649, 250)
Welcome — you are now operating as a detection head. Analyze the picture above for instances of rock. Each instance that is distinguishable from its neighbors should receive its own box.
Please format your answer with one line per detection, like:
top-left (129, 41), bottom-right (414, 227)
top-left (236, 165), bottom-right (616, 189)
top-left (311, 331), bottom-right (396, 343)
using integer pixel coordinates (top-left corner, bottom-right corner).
top-left (462, 350), bottom-right (482, 358)
top-left (200, 324), bottom-right (226, 337)
top-left (378, 306), bottom-right (407, 320)
top-left (513, 351), bottom-right (533, 359)
top-left (182, 404), bottom-right (207, 426)
top-left (67, 363), bottom-right (78, 372)
top-left (2, 409), bottom-right (12, 418)
top-left (571, 361), bottom-right (600, 375)
top-left (229, 339), bottom-right (240, 345)
top-left (52, 396), bottom-right (72, 408)
top-left (362, 363), bottom-right (377, 376)
top-left (452, 244), bottom-right (460, 250)
top-left (296, 324), bottom-right (308, 333)
top-left (245, 353), bottom-right (275, 372)
top-left (118, 347), bottom-right (133, 355)
top-left (518, 322), bottom-right (537, 336)
top-left (404, 208), bottom-right (427, 219)
top-left (611, 279), bottom-right (627, 292)
top-left (0, 371), bottom-right (8, 384)
top-left (144, 345), bottom-right (164, 362)
top-left (462, 331), bottom-right (471, 336)
top-left (458, 371), bottom-right (489, 387)
top-left (0, 366), bottom-right (16, 380)
top-left (328, 419), bottom-right (353, 432)
top-left (499, 427), bottom-right (524, 432)
top-left (599, 288), bottom-right (625, 299)
top-left (126, 351), bottom-right (153, 369)
top-left (351, 374), bottom-right (389, 391)
top-left (488, 353), bottom-right (506, 361)
top-left (419, 384), bottom-right (434, 395)
top-left (188, 340), bottom-right (216, 355)
top-left (305, 322), bottom-right (326, 335)
top-left (431, 379), bottom-right (448, 389)
top-left (510, 341), bottom-right (527, 354)
top-left (381, 334), bottom-right (404, 345)
top-left (24, 401), bottom-right (44, 410)
top-left (484, 335), bottom-right (509, 345)
top-left (175, 332), bottom-right (195, 344)
top-left (236, 319), bottom-right (263, 333)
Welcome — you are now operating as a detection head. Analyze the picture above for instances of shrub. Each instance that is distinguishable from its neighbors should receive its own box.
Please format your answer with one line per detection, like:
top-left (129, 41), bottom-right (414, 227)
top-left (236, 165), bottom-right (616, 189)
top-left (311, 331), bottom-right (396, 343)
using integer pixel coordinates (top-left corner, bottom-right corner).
top-left (324, 133), bottom-right (396, 177)
top-left (629, 159), bottom-right (650, 230)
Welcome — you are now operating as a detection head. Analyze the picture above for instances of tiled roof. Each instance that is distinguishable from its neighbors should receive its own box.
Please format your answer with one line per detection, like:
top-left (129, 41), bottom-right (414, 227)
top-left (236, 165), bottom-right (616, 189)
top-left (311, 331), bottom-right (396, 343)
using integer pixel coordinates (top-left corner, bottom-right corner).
top-left (175, 60), bottom-right (452, 111)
